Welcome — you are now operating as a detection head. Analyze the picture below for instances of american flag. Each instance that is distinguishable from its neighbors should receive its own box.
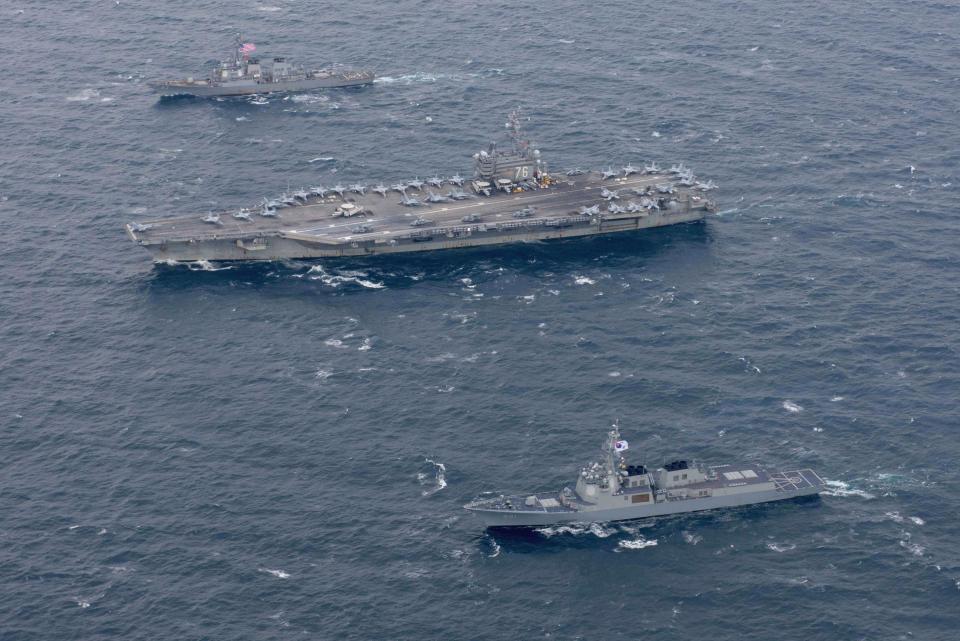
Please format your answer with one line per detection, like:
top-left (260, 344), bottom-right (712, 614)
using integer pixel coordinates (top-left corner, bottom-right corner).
top-left (240, 43), bottom-right (256, 53)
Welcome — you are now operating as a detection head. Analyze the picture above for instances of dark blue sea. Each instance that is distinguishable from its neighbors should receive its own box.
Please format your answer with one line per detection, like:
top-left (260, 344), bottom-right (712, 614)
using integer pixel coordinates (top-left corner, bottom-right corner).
top-left (2, 1), bottom-right (959, 639)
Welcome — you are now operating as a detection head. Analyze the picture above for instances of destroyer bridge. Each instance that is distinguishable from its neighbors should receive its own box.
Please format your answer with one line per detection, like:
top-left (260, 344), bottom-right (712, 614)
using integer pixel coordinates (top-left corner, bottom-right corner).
top-left (126, 112), bottom-right (717, 263)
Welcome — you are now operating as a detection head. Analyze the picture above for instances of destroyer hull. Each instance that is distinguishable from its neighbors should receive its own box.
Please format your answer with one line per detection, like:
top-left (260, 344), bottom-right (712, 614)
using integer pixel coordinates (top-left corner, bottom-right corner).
top-left (127, 172), bottom-right (714, 263)
top-left (151, 74), bottom-right (375, 97)
top-left (467, 483), bottom-right (821, 529)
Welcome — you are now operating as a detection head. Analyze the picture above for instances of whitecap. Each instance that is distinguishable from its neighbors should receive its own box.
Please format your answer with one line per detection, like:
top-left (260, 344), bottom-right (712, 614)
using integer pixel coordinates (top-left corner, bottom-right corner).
top-left (830, 396), bottom-right (844, 402)
top-left (823, 479), bottom-right (875, 499)
top-left (308, 156), bottom-right (334, 163)
top-left (782, 400), bottom-right (803, 413)
top-left (618, 537), bottom-right (658, 550)
top-left (536, 522), bottom-right (614, 538)
top-left (909, 516), bottom-right (925, 526)
top-left (573, 275), bottom-right (596, 285)
top-left (374, 72), bottom-right (440, 85)
top-left (898, 540), bottom-right (924, 557)
top-left (66, 88), bottom-right (101, 102)
top-left (314, 369), bottom-right (333, 380)
top-left (766, 542), bottom-right (796, 553)
top-left (682, 531), bottom-right (702, 545)
top-left (305, 265), bottom-right (385, 289)
top-left (358, 338), bottom-right (372, 351)
top-left (185, 259), bottom-right (233, 272)
top-left (324, 338), bottom-right (346, 348)
top-left (259, 568), bottom-right (291, 579)
top-left (419, 458), bottom-right (447, 496)
top-left (256, 5), bottom-right (283, 11)
top-left (652, 131), bottom-right (661, 138)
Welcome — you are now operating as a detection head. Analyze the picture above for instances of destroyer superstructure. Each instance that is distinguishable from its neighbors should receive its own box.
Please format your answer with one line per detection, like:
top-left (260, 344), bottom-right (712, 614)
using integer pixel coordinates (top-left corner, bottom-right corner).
top-left (465, 423), bottom-right (824, 528)
top-left (126, 112), bottom-right (717, 262)
top-left (150, 34), bottom-right (374, 98)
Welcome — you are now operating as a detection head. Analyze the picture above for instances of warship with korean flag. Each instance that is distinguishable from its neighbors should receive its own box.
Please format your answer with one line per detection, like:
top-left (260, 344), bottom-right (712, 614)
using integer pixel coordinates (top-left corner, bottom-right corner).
top-left (465, 422), bottom-right (825, 528)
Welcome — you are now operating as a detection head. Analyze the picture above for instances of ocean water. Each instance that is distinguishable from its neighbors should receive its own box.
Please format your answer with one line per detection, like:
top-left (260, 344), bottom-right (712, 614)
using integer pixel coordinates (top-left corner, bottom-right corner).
top-left (2, 1), bottom-right (959, 639)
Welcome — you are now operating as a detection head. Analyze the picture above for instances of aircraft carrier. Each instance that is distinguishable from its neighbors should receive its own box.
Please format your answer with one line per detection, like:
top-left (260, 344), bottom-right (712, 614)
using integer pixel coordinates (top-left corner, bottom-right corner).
top-left (465, 422), bottom-right (825, 528)
top-left (150, 34), bottom-right (374, 98)
top-left (126, 113), bottom-right (717, 263)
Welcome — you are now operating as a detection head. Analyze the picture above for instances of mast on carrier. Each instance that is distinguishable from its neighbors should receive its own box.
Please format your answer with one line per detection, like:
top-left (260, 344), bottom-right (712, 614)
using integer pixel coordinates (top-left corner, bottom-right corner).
top-left (472, 109), bottom-right (545, 183)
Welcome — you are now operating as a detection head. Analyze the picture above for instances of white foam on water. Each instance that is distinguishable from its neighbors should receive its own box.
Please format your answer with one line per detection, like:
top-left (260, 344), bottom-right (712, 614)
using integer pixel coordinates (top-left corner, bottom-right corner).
top-left (66, 88), bottom-right (102, 102)
top-left (782, 400), bottom-right (803, 413)
top-left (419, 459), bottom-right (447, 496)
top-left (185, 260), bottom-right (233, 272)
top-left (899, 539), bottom-right (925, 557)
top-left (682, 531), bottom-right (702, 545)
top-left (823, 479), bottom-right (875, 499)
top-left (308, 156), bottom-right (334, 163)
top-left (75, 599), bottom-right (91, 608)
top-left (557, 39), bottom-right (576, 44)
top-left (813, 426), bottom-right (824, 432)
top-left (909, 516), bottom-right (925, 526)
top-left (305, 265), bottom-right (385, 289)
top-left (573, 275), bottom-right (596, 285)
top-left (374, 72), bottom-right (441, 85)
top-left (256, 5), bottom-right (283, 11)
top-left (766, 542), bottom-right (796, 553)
top-left (536, 522), bottom-right (614, 538)
top-left (618, 537), bottom-right (658, 550)
top-left (608, 371), bottom-right (621, 377)
top-left (324, 338), bottom-right (346, 348)
top-left (259, 568), bottom-right (291, 579)
top-left (358, 338), bottom-right (372, 351)
top-left (831, 396), bottom-right (844, 402)
top-left (314, 369), bottom-right (333, 380)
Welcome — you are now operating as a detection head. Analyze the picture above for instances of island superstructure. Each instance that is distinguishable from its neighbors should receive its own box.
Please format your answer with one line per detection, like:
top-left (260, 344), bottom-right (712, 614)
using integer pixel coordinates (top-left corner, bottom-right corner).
top-left (126, 112), bottom-right (717, 263)
top-left (150, 34), bottom-right (374, 98)
top-left (465, 422), bottom-right (824, 528)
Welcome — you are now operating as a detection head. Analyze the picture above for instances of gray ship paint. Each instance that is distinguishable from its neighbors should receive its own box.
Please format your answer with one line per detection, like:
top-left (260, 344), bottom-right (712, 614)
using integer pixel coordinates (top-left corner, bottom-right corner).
top-left (126, 114), bottom-right (717, 262)
top-left (465, 424), bottom-right (825, 528)
top-left (149, 34), bottom-right (374, 97)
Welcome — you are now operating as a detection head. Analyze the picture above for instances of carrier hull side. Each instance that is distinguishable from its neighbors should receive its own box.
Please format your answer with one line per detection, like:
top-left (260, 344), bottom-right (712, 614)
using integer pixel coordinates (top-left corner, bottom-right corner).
top-left (468, 484), bottom-right (821, 528)
top-left (137, 209), bottom-right (707, 262)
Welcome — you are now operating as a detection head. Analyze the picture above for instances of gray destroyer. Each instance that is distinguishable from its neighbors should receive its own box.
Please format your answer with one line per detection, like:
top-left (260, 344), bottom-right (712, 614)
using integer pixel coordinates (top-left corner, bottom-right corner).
top-left (465, 423), bottom-right (824, 528)
top-left (126, 112), bottom-right (717, 263)
top-left (150, 35), bottom-right (374, 97)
